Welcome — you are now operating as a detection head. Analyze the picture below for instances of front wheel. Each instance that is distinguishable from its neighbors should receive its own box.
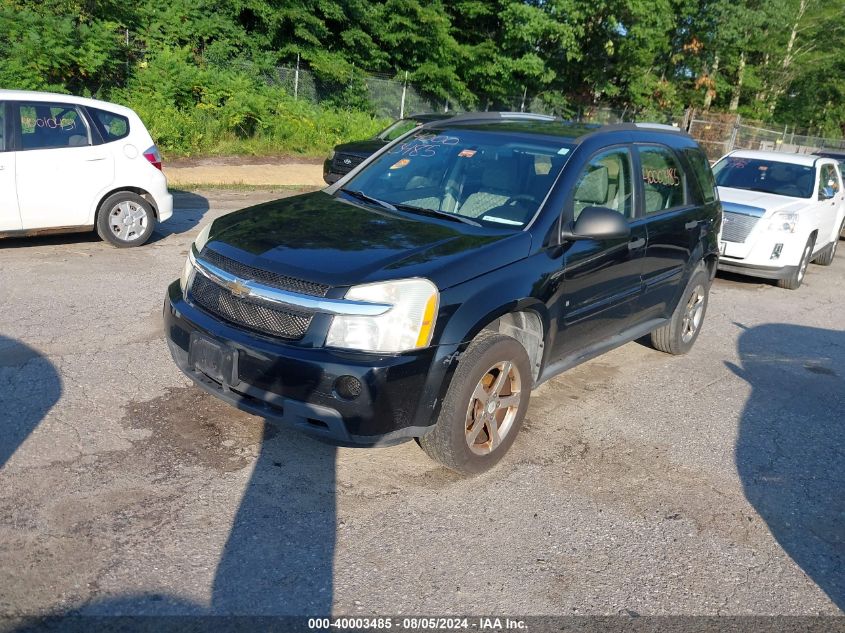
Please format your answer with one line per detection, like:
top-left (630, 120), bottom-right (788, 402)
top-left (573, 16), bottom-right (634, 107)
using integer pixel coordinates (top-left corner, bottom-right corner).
top-left (96, 192), bottom-right (157, 247)
top-left (650, 266), bottom-right (710, 355)
top-left (777, 236), bottom-right (814, 289)
top-left (418, 332), bottom-right (532, 475)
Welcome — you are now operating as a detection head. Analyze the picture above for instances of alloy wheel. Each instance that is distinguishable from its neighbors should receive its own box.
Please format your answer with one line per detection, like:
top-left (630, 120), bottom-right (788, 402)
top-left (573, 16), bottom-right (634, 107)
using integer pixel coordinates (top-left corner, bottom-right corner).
top-left (464, 360), bottom-right (522, 456)
top-left (681, 284), bottom-right (706, 343)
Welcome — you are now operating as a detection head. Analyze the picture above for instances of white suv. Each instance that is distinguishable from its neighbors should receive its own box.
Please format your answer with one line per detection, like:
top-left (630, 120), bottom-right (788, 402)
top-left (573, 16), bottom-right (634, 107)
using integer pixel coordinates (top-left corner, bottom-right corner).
top-left (0, 90), bottom-right (172, 247)
top-left (714, 150), bottom-right (845, 289)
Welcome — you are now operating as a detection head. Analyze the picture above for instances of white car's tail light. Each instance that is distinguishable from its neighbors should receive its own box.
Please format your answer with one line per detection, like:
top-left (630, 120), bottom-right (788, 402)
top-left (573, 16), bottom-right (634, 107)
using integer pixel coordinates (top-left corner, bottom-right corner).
top-left (143, 145), bottom-right (163, 170)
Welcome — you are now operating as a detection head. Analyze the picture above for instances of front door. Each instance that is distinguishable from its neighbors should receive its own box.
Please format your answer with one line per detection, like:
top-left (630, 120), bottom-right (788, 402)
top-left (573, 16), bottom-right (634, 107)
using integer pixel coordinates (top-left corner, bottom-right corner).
top-left (13, 101), bottom-right (113, 230)
top-left (550, 146), bottom-right (647, 363)
top-left (817, 162), bottom-right (845, 242)
top-left (0, 102), bottom-right (21, 232)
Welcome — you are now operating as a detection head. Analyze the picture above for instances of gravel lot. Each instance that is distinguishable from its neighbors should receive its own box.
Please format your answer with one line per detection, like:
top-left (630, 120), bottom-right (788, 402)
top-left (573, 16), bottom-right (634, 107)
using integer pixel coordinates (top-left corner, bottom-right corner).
top-left (1, 189), bottom-right (843, 619)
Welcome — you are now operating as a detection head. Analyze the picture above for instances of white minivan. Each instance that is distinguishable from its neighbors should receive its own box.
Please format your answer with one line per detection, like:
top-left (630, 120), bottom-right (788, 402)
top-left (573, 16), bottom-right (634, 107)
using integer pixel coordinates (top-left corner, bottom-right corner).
top-left (0, 90), bottom-right (172, 247)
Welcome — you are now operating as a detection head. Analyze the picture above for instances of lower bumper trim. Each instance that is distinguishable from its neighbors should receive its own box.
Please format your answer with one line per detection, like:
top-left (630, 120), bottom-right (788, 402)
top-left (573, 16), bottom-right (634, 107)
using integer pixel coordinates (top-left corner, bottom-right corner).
top-left (717, 259), bottom-right (798, 280)
top-left (168, 340), bottom-right (422, 447)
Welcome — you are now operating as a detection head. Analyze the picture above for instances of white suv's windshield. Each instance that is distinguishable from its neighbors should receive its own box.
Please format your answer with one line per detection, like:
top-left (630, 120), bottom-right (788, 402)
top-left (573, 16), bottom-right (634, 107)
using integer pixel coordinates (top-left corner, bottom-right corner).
top-left (713, 156), bottom-right (815, 199)
top-left (344, 128), bottom-right (573, 229)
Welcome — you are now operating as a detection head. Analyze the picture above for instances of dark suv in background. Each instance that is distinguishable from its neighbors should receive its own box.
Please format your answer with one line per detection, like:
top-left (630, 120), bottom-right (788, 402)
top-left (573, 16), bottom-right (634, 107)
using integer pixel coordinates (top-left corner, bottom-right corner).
top-left (323, 112), bottom-right (452, 184)
top-left (166, 113), bottom-right (721, 474)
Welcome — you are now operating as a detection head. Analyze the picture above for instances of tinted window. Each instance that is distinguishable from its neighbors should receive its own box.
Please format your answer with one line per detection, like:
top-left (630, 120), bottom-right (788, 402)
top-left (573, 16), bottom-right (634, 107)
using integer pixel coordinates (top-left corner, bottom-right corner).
top-left (713, 156), bottom-right (815, 198)
top-left (377, 119), bottom-right (420, 142)
top-left (346, 128), bottom-right (574, 229)
top-left (19, 102), bottom-right (89, 150)
top-left (683, 147), bottom-right (717, 203)
top-left (89, 107), bottom-right (129, 142)
top-left (572, 148), bottom-right (633, 219)
top-left (638, 146), bottom-right (685, 213)
top-left (818, 163), bottom-right (840, 198)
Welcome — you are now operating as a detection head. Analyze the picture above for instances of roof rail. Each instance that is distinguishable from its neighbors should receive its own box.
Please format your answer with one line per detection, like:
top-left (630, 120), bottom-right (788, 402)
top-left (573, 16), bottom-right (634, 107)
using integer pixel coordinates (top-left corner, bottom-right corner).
top-left (439, 111), bottom-right (557, 124)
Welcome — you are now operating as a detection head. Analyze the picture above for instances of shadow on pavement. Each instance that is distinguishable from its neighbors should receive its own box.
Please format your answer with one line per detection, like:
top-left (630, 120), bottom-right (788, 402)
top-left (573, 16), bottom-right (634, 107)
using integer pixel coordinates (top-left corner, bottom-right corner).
top-left (729, 322), bottom-right (845, 611)
top-left (147, 190), bottom-right (210, 243)
top-left (0, 336), bottom-right (61, 468)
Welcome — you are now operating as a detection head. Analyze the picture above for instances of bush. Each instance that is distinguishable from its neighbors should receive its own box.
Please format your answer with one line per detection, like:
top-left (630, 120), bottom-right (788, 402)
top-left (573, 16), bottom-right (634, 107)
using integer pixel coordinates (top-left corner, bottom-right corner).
top-left (109, 48), bottom-right (388, 157)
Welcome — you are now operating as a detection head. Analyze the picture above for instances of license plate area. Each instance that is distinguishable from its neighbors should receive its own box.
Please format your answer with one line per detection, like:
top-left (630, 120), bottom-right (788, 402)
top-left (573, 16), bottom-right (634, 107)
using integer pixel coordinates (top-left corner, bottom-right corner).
top-left (189, 333), bottom-right (236, 386)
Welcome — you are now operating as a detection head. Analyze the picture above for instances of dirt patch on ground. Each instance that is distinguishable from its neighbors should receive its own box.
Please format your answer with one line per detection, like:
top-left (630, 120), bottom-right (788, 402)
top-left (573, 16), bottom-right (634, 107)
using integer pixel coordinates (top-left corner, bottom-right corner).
top-left (164, 162), bottom-right (325, 187)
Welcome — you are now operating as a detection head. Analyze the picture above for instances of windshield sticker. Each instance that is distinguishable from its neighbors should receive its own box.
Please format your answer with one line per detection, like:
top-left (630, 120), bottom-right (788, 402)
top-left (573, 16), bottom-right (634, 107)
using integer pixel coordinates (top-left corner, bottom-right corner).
top-left (390, 158), bottom-right (411, 170)
top-left (557, 147), bottom-right (570, 155)
top-left (458, 149), bottom-right (477, 158)
top-left (642, 168), bottom-right (680, 186)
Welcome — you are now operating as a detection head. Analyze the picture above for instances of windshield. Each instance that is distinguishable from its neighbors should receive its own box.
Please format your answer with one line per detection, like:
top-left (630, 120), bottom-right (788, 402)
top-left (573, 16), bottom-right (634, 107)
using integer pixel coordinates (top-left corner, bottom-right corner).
top-left (377, 119), bottom-right (421, 142)
top-left (713, 156), bottom-right (815, 199)
top-left (343, 128), bottom-right (573, 229)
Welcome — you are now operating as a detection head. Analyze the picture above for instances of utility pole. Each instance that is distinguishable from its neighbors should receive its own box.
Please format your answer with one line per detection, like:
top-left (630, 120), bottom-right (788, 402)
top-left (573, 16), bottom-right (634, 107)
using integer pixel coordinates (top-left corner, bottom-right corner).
top-left (400, 71), bottom-right (408, 119)
top-left (520, 86), bottom-right (527, 112)
top-left (294, 53), bottom-right (300, 100)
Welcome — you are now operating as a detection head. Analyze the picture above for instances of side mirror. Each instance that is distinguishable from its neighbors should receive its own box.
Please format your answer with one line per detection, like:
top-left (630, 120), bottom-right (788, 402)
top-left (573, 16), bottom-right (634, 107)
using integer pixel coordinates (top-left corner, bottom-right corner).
top-left (561, 206), bottom-right (631, 241)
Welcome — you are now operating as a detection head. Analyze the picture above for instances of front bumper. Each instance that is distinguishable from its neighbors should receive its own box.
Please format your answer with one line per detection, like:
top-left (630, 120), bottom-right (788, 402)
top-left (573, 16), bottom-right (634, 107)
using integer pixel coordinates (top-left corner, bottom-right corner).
top-left (164, 281), bottom-right (460, 446)
top-left (717, 258), bottom-right (799, 280)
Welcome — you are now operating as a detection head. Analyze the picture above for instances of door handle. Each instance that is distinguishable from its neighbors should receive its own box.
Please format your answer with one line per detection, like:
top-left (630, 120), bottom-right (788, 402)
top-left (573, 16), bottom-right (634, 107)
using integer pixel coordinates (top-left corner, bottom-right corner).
top-left (628, 237), bottom-right (646, 250)
top-left (86, 157), bottom-right (107, 162)
top-left (684, 220), bottom-right (701, 229)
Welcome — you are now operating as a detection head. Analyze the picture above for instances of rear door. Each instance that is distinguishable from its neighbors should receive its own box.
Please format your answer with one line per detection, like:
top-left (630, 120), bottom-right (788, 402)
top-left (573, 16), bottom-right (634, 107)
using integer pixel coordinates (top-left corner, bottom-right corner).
top-left (635, 144), bottom-right (703, 321)
top-left (13, 101), bottom-right (113, 230)
top-left (0, 101), bottom-right (22, 231)
top-left (550, 145), bottom-right (647, 362)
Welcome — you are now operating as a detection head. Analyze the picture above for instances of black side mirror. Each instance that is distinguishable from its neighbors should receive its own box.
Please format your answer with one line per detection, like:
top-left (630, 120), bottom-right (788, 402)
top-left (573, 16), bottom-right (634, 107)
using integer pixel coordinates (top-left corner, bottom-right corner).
top-left (561, 206), bottom-right (631, 241)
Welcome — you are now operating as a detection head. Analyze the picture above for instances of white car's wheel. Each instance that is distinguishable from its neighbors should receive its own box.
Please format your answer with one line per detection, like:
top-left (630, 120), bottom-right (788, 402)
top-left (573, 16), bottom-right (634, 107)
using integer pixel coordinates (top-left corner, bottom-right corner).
top-left (96, 192), bottom-right (156, 248)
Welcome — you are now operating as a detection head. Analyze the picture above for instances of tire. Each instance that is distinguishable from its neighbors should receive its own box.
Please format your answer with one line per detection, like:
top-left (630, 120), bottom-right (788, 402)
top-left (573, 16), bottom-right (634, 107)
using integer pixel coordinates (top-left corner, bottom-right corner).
top-left (813, 235), bottom-right (837, 266)
top-left (96, 192), bottom-right (156, 247)
top-left (777, 235), bottom-right (814, 290)
top-left (650, 265), bottom-right (710, 355)
top-left (418, 332), bottom-right (532, 475)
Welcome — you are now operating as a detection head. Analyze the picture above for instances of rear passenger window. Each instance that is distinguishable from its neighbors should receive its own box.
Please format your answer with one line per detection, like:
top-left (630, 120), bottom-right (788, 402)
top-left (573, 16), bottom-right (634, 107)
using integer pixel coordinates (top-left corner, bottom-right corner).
top-left (89, 108), bottom-right (130, 142)
top-left (18, 103), bottom-right (90, 151)
top-left (638, 146), bottom-right (685, 213)
top-left (683, 148), bottom-right (717, 204)
top-left (572, 148), bottom-right (634, 220)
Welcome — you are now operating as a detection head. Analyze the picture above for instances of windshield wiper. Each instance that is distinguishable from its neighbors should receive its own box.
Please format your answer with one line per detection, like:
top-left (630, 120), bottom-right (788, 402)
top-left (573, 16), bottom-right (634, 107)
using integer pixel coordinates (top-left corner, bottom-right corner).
top-left (392, 203), bottom-right (482, 227)
top-left (340, 188), bottom-right (397, 211)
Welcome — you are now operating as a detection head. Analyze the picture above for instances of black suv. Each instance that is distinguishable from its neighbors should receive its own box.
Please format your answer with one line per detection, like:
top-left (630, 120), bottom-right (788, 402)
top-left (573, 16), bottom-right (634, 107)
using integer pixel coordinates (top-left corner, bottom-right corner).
top-left (323, 112), bottom-right (453, 184)
top-left (165, 113), bottom-right (721, 474)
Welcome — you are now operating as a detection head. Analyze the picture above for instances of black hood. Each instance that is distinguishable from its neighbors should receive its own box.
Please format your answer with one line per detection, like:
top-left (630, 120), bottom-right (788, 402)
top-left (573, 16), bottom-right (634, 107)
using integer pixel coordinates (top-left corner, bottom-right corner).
top-left (332, 139), bottom-right (388, 157)
top-left (205, 192), bottom-right (531, 290)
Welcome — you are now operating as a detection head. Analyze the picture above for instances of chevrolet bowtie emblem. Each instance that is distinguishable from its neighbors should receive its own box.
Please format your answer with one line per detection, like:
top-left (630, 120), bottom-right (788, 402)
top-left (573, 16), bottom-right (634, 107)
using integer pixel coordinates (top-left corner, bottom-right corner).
top-left (225, 279), bottom-right (251, 298)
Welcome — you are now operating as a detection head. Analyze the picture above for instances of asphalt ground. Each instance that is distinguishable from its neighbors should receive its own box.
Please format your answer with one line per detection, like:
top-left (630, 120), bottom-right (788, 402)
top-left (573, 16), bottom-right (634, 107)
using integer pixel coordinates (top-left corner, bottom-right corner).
top-left (1, 189), bottom-right (843, 622)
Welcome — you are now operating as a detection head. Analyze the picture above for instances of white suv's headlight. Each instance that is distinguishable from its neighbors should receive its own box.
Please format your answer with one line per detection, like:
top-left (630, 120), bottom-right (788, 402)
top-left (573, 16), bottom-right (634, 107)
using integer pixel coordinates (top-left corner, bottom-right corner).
top-left (326, 278), bottom-right (439, 353)
top-left (180, 223), bottom-right (212, 292)
top-left (768, 212), bottom-right (799, 233)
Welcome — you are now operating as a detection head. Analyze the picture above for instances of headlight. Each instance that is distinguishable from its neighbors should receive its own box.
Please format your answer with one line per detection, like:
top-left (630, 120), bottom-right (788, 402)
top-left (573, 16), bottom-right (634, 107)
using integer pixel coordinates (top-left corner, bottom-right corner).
top-left (180, 223), bottom-right (212, 292)
top-left (326, 278), bottom-right (439, 353)
top-left (328, 150), bottom-right (335, 161)
top-left (768, 212), bottom-right (798, 233)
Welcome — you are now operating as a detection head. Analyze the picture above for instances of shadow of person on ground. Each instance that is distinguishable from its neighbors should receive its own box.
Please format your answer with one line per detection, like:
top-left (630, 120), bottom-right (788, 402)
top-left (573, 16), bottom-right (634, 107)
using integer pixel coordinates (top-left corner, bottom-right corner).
top-left (730, 322), bottom-right (845, 611)
top-left (0, 336), bottom-right (61, 468)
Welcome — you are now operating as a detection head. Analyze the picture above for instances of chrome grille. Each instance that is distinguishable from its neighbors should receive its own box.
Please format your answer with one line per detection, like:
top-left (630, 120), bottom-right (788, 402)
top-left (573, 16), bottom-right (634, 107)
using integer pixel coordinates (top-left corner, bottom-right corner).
top-left (201, 248), bottom-right (329, 297)
top-left (190, 275), bottom-right (312, 340)
top-left (721, 211), bottom-right (761, 243)
top-left (332, 153), bottom-right (365, 175)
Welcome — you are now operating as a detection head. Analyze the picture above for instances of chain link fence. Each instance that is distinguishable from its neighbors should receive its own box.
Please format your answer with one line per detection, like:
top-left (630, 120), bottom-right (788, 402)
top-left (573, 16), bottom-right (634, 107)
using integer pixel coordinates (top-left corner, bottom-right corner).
top-left (687, 110), bottom-right (845, 161)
